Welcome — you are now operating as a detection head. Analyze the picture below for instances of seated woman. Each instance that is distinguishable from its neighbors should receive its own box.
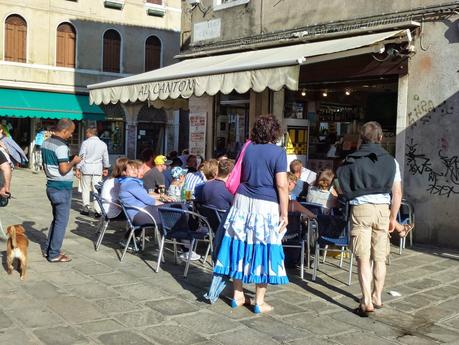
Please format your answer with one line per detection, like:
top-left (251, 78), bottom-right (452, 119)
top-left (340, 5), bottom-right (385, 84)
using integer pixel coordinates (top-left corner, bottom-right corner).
top-left (167, 166), bottom-right (188, 201)
top-left (118, 160), bottom-right (162, 227)
top-left (100, 157), bottom-right (128, 219)
top-left (287, 172), bottom-right (316, 219)
top-left (306, 168), bottom-right (338, 213)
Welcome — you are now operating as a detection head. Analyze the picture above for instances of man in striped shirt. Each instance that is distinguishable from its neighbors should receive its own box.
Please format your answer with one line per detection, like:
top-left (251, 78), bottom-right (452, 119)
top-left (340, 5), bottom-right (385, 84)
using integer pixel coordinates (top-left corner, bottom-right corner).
top-left (41, 119), bottom-right (81, 263)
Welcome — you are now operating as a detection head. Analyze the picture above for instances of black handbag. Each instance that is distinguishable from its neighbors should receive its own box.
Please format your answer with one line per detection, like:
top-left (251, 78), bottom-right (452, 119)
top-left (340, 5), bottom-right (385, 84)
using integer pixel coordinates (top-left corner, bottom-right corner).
top-left (0, 192), bottom-right (11, 207)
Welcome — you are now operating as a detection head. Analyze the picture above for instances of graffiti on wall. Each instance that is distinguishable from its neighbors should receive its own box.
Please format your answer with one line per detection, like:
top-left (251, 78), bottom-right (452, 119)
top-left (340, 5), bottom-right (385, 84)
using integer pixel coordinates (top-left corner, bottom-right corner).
top-left (406, 138), bottom-right (459, 197)
top-left (407, 95), bottom-right (455, 128)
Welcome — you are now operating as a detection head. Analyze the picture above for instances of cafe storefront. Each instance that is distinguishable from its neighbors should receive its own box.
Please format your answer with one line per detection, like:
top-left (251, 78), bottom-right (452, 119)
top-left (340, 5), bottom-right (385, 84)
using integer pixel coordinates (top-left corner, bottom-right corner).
top-left (88, 29), bottom-right (412, 163)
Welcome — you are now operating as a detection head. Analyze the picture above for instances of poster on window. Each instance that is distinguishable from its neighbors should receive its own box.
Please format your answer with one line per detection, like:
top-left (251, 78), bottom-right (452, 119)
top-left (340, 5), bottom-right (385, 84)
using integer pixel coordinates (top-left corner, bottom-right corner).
top-left (189, 112), bottom-right (207, 157)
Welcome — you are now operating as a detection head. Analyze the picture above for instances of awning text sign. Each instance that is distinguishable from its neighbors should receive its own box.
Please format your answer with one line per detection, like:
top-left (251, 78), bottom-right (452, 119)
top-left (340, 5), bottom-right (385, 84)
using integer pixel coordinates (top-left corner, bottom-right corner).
top-left (137, 78), bottom-right (196, 100)
top-left (189, 112), bottom-right (207, 157)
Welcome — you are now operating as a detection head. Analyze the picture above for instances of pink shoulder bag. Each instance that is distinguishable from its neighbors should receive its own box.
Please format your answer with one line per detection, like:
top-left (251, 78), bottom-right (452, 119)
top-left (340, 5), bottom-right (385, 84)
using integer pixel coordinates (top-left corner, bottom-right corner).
top-left (225, 140), bottom-right (251, 195)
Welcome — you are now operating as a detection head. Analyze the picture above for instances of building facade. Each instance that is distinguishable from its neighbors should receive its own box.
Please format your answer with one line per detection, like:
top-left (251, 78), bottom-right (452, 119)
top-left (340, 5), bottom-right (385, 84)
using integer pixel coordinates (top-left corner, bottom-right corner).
top-left (179, 0), bottom-right (459, 248)
top-left (0, 0), bottom-right (181, 161)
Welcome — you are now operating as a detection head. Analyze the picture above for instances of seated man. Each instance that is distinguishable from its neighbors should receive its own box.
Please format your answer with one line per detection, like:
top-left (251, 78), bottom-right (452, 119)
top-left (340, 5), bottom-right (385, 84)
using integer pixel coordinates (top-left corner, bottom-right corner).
top-left (197, 159), bottom-right (234, 211)
top-left (0, 149), bottom-right (12, 198)
top-left (143, 155), bottom-right (171, 193)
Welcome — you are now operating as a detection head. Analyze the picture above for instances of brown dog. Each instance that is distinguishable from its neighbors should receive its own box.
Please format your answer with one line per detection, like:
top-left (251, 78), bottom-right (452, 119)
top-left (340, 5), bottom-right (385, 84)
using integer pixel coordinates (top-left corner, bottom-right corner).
top-left (6, 225), bottom-right (29, 280)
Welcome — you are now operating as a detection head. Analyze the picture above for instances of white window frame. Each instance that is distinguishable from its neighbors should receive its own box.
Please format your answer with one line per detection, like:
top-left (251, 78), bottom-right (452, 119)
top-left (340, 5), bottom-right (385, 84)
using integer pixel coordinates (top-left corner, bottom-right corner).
top-left (213, 0), bottom-right (250, 11)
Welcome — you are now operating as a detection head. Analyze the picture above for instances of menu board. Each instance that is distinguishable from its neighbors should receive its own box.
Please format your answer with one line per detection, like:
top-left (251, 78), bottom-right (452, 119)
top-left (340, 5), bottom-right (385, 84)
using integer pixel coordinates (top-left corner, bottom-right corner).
top-left (189, 112), bottom-right (207, 157)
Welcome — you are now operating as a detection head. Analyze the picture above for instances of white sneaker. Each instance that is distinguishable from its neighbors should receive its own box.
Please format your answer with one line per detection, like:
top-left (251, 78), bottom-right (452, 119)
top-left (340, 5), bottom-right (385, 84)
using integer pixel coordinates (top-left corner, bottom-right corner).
top-left (179, 251), bottom-right (201, 261)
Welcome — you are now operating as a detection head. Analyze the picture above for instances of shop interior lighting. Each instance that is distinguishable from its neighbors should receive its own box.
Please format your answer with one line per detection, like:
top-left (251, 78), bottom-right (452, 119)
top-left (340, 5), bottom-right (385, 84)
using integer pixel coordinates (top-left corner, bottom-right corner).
top-left (322, 91), bottom-right (328, 97)
top-left (301, 89), bottom-right (306, 96)
top-left (345, 89), bottom-right (351, 96)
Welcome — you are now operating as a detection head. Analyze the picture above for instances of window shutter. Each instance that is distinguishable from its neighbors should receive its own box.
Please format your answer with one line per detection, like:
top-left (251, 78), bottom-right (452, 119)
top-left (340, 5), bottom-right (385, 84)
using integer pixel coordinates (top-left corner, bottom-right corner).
top-left (5, 15), bottom-right (27, 63)
top-left (146, 0), bottom-right (163, 4)
top-left (145, 36), bottom-right (161, 71)
top-left (56, 23), bottom-right (76, 68)
top-left (103, 30), bottom-right (121, 73)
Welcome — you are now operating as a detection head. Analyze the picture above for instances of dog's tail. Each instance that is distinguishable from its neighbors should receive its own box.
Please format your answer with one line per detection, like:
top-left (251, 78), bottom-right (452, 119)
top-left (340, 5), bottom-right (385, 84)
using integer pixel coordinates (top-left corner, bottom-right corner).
top-left (10, 225), bottom-right (17, 248)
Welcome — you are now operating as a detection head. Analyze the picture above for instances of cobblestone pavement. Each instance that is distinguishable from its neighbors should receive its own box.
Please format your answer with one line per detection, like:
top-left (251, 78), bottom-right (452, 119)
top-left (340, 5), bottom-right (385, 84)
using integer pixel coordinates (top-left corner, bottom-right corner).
top-left (0, 169), bottom-right (458, 345)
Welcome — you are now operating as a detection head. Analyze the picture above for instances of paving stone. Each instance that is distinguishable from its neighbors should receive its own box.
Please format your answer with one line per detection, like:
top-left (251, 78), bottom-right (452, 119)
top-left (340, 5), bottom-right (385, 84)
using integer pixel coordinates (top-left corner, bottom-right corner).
top-left (115, 309), bottom-right (164, 327)
top-left (287, 337), bottom-right (340, 345)
top-left (398, 293), bottom-right (435, 309)
top-left (77, 319), bottom-right (125, 335)
top-left (397, 334), bottom-right (442, 345)
top-left (22, 280), bottom-right (65, 300)
top-left (283, 314), bottom-right (351, 336)
top-left (405, 278), bottom-right (442, 290)
top-left (115, 283), bottom-right (170, 301)
top-left (94, 271), bottom-right (139, 286)
top-left (146, 298), bottom-right (199, 316)
top-left (73, 262), bottom-right (114, 276)
top-left (243, 315), bottom-right (310, 342)
top-left (0, 310), bottom-right (13, 329)
top-left (47, 296), bottom-right (104, 323)
top-left (418, 324), bottom-right (459, 343)
top-left (443, 315), bottom-right (459, 329)
top-left (427, 285), bottom-right (459, 299)
top-left (262, 299), bottom-right (306, 316)
top-left (299, 300), bottom-right (342, 314)
top-left (330, 310), bottom-right (405, 338)
top-left (40, 270), bottom-right (92, 286)
top-left (95, 297), bottom-right (140, 314)
top-left (330, 331), bottom-right (399, 345)
top-left (175, 310), bottom-right (240, 335)
top-left (0, 328), bottom-right (39, 345)
top-left (99, 330), bottom-right (154, 345)
top-left (68, 282), bottom-right (118, 299)
top-left (13, 307), bottom-right (61, 328)
top-left (212, 326), bottom-right (279, 345)
top-left (34, 326), bottom-right (88, 345)
top-left (143, 323), bottom-right (208, 345)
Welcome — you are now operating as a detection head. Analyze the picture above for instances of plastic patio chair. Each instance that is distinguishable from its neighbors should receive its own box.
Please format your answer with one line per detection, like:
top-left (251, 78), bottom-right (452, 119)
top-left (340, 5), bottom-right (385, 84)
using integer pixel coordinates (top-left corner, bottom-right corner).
top-left (119, 203), bottom-right (159, 262)
top-left (312, 204), bottom-right (354, 286)
top-left (195, 203), bottom-right (227, 262)
top-left (283, 211), bottom-right (318, 279)
top-left (157, 206), bottom-right (213, 277)
top-left (92, 193), bottom-right (125, 251)
top-left (397, 199), bottom-right (415, 255)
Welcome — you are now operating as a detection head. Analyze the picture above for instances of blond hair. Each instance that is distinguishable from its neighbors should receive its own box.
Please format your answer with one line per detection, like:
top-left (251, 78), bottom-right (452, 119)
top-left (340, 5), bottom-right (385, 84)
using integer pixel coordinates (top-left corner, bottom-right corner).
top-left (315, 169), bottom-right (335, 191)
top-left (201, 159), bottom-right (219, 180)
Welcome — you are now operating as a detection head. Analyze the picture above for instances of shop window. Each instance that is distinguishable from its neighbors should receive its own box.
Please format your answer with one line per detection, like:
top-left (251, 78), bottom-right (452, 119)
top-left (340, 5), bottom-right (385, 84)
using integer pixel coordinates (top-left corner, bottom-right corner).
top-left (145, 35), bottom-right (161, 71)
top-left (146, 0), bottom-right (162, 4)
top-left (214, 93), bottom-right (249, 159)
top-left (4, 14), bottom-right (27, 63)
top-left (56, 23), bottom-right (76, 68)
top-left (97, 120), bottom-right (125, 154)
top-left (103, 29), bottom-right (121, 73)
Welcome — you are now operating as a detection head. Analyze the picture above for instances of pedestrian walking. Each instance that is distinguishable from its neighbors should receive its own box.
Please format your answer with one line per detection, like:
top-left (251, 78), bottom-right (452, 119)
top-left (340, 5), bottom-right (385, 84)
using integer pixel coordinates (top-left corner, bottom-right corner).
top-left (76, 127), bottom-right (110, 217)
top-left (41, 119), bottom-right (81, 262)
top-left (337, 121), bottom-right (402, 317)
top-left (213, 114), bottom-right (289, 314)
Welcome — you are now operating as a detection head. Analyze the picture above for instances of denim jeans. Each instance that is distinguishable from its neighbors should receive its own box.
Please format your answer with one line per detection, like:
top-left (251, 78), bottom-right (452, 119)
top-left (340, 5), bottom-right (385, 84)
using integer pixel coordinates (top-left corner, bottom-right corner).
top-left (45, 188), bottom-right (72, 260)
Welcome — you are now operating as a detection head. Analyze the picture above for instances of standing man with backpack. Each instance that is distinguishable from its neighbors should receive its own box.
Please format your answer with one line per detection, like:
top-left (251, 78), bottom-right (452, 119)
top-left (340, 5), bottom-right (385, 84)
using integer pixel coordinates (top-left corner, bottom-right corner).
top-left (337, 121), bottom-right (402, 317)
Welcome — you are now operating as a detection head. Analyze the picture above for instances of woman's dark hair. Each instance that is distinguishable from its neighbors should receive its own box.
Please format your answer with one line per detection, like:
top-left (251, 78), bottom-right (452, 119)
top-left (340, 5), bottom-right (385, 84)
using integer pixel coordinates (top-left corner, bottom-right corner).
top-left (250, 114), bottom-right (282, 144)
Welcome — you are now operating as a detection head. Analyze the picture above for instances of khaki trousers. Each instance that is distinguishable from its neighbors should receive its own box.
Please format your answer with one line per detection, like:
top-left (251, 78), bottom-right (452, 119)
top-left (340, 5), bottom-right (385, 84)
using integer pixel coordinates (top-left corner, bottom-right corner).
top-left (80, 174), bottom-right (102, 214)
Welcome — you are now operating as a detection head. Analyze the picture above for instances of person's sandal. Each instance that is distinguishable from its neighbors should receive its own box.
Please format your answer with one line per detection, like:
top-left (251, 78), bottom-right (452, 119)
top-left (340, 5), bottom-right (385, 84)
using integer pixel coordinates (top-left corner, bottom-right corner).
top-left (230, 296), bottom-right (251, 309)
top-left (253, 303), bottom-right (274, 314)
top-left (49, 254), bottom-right (72, 263)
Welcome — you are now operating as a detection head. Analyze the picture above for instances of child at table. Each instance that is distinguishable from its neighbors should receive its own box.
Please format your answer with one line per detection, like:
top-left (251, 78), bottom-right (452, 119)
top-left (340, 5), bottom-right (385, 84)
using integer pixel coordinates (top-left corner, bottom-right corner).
top-left (167, 166), bottom-right (188, 201)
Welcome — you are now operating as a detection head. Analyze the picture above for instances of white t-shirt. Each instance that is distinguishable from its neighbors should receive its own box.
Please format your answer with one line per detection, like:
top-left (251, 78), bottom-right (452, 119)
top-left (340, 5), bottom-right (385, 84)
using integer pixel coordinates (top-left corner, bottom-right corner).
top-left (100, 178), bottom-right (122, 218)
top-left (350, 159), bottom-right (401, 205)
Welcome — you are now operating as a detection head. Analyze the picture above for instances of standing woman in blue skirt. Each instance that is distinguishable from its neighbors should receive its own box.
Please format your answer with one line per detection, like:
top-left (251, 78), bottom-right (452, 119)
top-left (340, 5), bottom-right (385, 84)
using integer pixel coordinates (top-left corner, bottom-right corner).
top-left (213, 114), bottom-right (289, 313)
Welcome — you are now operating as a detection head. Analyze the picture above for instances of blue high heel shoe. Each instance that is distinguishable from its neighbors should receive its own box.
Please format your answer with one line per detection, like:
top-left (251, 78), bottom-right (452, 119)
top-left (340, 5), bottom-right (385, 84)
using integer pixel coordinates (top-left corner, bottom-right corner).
top-left (230, 299), bottom-right (239, 309)
top-left (253, 304), bottom-right (261, 314)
